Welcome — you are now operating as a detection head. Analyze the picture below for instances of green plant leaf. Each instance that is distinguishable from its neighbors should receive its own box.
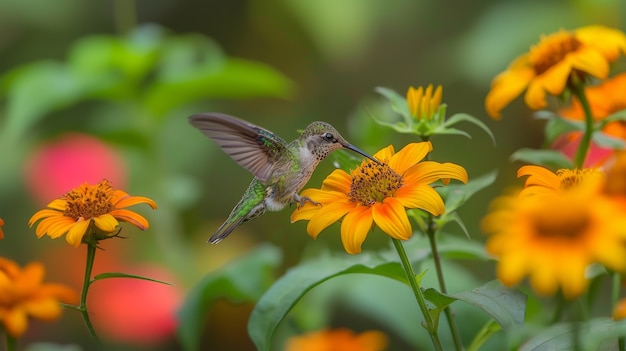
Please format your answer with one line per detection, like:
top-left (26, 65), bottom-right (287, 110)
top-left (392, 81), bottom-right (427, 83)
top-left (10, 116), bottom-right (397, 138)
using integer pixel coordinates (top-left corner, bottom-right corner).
top-left (443, 113), bottom-right (496, 145)
top-left (375, 86), bottom-right (412, 125)
top-left (518, 318), bottom-right (626, 351)
top-left (510, 148), bottom-right (573, 168)
top-left (538, 111), bottom-right (582, 144)
top-left (247, 252), bottom-right (408, 351)
top-left (438, 170), bottom-right (498, 214)
top-left (178, 245), bottom-right (282, 351)
top-left (92, 272), bottom-right (173, 285)
top-left (449, 280), bottom-right (526, 332)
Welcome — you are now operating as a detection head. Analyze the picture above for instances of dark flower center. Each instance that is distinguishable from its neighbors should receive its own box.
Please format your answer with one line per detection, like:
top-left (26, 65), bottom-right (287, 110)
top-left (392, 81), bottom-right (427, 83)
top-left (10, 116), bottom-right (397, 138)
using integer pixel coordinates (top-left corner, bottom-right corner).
top-left (348, 162), bottom-right (403, 206)
top-left (533, 210), bottom-right (590, 240)
top-left (531, 31), bottom-right (581, 75)
top-left (63, 180), bottom-right (115, 220)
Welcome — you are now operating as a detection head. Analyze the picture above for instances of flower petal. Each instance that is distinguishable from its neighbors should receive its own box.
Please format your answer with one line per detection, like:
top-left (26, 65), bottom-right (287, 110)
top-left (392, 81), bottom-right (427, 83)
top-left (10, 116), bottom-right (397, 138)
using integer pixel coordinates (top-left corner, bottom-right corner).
top-left (28, 209), bottom-right (63, 227)
top-left (45, 217), bottom-right (78, 239)
top-left (404, 161), bottom-right (467, 185)
top-left (65, 220), bottom-right (90, 247)
top-left (340, 206), bottom-right (373, 254)
top-left (371, 198), bottom-right (412, 240)
top-left (3, 308), bottom-right (28, 337)
top-left (373, 145), bottom-right (395, 162)
top-left (390, 142), bottom-right (432, 175)
top-left (306, 201), bottom-right (354, 238)
top-left (22, 298), bottom-right (61, 320)
top-left (517, 165), bottom-right (561, 189)
top-left (93, 214), bottom-right (119, 233)
top-left (109, 209), bottom-right (148, 230)
top-left (320, 169), bottom-right (352, 193)
top-left (396, 185), bottom-right (445, 215)
top-left (568, 47), bottom-right (609, 79)
top-left (114, 193), bottom-right (158, 210)
top-left (485, 55), bottom-right (535, 119)
top-left (46, 199), bottom-right (68, 211)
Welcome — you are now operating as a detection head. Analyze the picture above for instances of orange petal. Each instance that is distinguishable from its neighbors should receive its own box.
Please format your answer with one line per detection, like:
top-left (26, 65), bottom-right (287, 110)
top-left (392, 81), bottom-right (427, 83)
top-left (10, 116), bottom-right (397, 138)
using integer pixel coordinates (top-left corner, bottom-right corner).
top-left (517, 165), bottom-right (560, 189)
top-left (568, 47), bottom-right (609, 79)
top-left (46, 199), bottom-right (68, 211)
top-left (45, 217), bottom-right (78, 239)
top-left (17, 262), bottom-right (45, 291)
top-left (39, 283), bottom-right (79, 304)
top-left (115, 194), bottom-right (158, 210)
top-left (340, 206), bottom-right (373, 254)
top-left (396, 185), bottom-right (445, 215)
top-left (3, 308), bottom-right (28, 337)
top-left (321, 169), bottom-right (352, 193)
top-left (390, 142), bottom-right (432, 175)
top-left (485, 55), bottom-right (535, 119)
top-left (93, 214), bottom-right (119, 233)
top-left (306, 201), bottom-right (354, 238)
top-left (404, 161), bottom-right (467, 185)
top-left (371, 198), bottom-right (412, 240)
top-left (22, 298), bottom-right (61, 320)
top-left (576, 25), bottom-right (626, 61)
top-left (110, 209), bottom-right (149, 230)
top-left (28, 209), bottom-right (63, 227)
top-left (65, 220), bottom-right (90, 247)
top-left (373, 145), bottom-right (395, 162)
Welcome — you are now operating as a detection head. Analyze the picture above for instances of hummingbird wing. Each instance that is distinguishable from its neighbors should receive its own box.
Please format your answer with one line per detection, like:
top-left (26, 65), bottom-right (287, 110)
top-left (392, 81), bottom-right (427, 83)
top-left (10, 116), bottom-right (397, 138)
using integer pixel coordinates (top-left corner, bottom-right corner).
top-left (189, 113), bottom-right (288, 182)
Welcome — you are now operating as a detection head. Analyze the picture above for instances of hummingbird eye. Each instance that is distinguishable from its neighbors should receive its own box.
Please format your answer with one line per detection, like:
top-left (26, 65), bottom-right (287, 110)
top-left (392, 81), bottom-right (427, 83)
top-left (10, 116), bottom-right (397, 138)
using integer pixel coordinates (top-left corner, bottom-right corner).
top-left (323, 133), bottom-right (336, 142)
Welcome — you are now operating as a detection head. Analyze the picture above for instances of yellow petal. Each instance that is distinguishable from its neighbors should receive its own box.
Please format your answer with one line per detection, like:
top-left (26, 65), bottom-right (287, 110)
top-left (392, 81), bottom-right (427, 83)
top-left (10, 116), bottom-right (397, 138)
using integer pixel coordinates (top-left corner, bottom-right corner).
top-left (3, 308), bottom-right (28, 337)
top-left (65, 220), bottom-right (90, 247)
top-left (390, 142), bottom-right (432, 175)
top-left (39, 284), bottom-right (79, 304)
top-left (485, 55), bottom-right (535, 119)
top-left (46, 199), bottom-right (68, 211)
top-left (320, 169), bottom-right (352, 193)
top-left (576, 25), bottom-right (626, 61)
top-left (373, 145), bottom-right (395, 162)
top-left (109, 209), bottom-right (147, 230)
top-left (28, 209), bottom-right (63, 227)
top-left (517, 165), bottom-right (560, 189)
top-left (404, 161), bottom-right (467, 185)
top-left (45, 217), bottom-right (78, 239)
top-left (395, 185), bottom-right (445, 215)
top-left (536, 60), bottom-right (574, 96)
top-left (371, 198), bottom-right (412, 240)
top-left (115, 194), bottom-right (158, 210)
top-left (93, 213), bottom-right (119, 232)
top-left (340, 206), bottom-right (373, 254)
top-left (568, 47), bottom-right (609, 79)
top-left (306, 201), bottom-right (354, 238)
top-left (22, 298), bottom-right (61, 320)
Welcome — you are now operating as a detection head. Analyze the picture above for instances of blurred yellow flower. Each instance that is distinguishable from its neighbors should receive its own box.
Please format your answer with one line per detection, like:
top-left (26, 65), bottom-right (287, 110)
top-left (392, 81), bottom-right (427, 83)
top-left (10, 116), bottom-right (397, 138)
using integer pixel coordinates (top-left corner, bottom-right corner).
top-left (517, 165), bottom-right (602, 197)
top-left (483, 182), bottom-right (626, 299)
top-left (613, 298), bottom-right (626, 320)
top-left (560, 72), bottom-right (626, 140)
top-left (407, 85), bottom-right (442, 120)
top-left (291, 142), bottom-right (467, 254)
top-left (486, 26), bottom-right (626, 119)
top-left (0, 257), bottom-right (78, 337)
top-left (29, 180), bottom-right (157, 247)
top-left (283, 328), bottom-right (388, 351)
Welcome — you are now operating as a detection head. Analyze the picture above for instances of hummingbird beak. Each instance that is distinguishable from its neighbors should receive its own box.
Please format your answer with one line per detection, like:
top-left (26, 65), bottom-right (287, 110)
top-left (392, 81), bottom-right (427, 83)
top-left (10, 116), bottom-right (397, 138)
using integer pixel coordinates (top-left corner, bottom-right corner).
top-left (344, 144), bottom-right (383, 165)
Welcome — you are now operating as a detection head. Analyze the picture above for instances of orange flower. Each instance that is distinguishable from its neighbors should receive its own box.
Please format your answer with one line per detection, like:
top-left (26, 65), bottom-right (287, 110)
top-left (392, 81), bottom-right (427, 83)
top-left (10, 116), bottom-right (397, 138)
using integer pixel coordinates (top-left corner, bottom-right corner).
top-left (560, 72), bottom-right (626, 139)
top-left (0, 257), bottom-right (77, 337)
top-left (29, 180), bottom-right (157, 247)
top-left (486, 26), bottom-right (626, 119)
top-left (517, 165), bottom-right (602, 197)
top-left (284, 328), bottom-right (388, 351)
top-left (291, 142), bottom-right (467, 254)
top-left (407, 85), bottom-right (443, 120)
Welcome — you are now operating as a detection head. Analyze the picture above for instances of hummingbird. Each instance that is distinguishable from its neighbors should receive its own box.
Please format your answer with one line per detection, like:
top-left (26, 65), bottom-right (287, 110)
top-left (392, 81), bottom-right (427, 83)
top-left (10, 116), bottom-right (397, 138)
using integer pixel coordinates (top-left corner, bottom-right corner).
top-left (188, 112), bottom-right (381, 244)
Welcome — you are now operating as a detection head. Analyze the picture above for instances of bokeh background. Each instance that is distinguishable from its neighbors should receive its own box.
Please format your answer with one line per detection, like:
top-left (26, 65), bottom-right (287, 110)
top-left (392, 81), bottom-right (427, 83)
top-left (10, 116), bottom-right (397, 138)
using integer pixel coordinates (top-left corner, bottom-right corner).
top-left (0, 0), bottom-right (623, 350)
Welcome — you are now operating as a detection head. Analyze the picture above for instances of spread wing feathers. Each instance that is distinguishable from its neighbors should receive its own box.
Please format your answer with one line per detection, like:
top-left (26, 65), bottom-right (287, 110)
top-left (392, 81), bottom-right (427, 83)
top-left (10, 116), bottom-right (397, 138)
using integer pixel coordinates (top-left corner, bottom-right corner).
top-left (189, 113), bottom-right (288, 182)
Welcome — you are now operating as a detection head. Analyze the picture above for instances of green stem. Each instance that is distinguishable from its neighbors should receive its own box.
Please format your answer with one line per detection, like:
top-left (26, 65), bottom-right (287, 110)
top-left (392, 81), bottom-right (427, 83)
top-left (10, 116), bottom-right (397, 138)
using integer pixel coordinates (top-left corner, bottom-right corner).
top-left (114, 0), bottom-right (137, 34)
top-left (426, 220), bottom-right (463, 351)
top-left (466, 320), bottom-right (500, 351)
top-left (79, 243), bottom-right (100, 343)
top-left (392, 238), bottom-right (444, 351)
top-left (5, 333), bottom-right (16, 351)
top-left (612, 272), bottom-right (625, 351)
top-left (571, 82), bottom-right (594, 169)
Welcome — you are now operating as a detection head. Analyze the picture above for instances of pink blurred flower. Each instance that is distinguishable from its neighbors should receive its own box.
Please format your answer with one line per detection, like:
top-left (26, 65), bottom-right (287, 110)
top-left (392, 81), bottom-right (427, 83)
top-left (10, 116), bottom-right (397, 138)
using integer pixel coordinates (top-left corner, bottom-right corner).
top-left (25, 133), bottom-right (127, 204)
top-left (552, 132), bottom-right (614, 168)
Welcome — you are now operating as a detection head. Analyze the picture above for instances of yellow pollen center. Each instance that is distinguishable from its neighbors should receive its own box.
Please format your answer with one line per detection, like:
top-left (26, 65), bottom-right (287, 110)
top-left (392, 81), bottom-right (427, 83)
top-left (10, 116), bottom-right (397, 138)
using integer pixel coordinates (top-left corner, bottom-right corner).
top-left (556, 168), bottom-right (599, 190)
top-left (63, 180), bottom-right (115, 220)
top-left (530, 31), bottom-right (581, 75)
top-left (348, 162), bottom-right (403, 206)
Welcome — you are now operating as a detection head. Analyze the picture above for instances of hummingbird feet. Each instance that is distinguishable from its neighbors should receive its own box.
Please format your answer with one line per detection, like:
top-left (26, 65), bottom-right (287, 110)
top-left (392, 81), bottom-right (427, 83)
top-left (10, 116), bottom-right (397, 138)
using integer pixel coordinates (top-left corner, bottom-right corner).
top-left (293, 193), bottom-right (321, 209)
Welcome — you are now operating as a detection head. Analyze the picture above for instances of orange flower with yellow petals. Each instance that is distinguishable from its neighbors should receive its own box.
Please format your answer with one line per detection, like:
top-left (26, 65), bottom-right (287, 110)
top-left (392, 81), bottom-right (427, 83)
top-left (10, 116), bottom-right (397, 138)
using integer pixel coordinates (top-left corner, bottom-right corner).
top-left (483, 182), bottom-right (626, 299)
top-left (486, 26), bottom-right (626, 119)
top-left (29, 180), bottom-right (157, 247)
top-left (291, 142), bottom-right (467, 254)
top-left (0, 257), bottom-right (77, 337)
top-left (407, 85), bottom-right (442, 121)
top-left (517, 165), bottom-right (602, 197)
top-left (284, 328), bottom-right (388, 351)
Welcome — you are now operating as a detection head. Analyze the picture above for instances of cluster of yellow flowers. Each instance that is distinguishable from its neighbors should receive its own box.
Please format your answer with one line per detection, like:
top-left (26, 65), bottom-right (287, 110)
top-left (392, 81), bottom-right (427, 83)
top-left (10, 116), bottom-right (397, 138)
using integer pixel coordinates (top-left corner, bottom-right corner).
top-left (483, 25), bottom-right (626, 306)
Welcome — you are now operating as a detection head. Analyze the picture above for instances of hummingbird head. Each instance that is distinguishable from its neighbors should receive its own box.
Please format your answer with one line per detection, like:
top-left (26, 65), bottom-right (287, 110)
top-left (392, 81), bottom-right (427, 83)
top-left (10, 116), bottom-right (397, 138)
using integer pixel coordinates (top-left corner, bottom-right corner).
top-left (301, 122), bottom-right (381, 165)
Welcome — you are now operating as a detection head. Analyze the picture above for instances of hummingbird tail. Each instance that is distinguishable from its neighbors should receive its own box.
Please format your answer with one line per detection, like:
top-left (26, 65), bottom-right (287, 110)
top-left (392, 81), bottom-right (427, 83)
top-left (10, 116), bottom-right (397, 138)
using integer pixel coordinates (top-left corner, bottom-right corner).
top-left (208, 217), bottom-right (245, 244)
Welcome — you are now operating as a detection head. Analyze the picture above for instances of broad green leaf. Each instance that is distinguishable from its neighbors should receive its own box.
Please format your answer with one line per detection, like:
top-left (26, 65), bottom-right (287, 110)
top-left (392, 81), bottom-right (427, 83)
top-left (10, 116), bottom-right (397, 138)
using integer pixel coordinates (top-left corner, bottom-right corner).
top-left (92, 272), bottom-right (172, 285)
top-left (598, 108), bottom-right (626, 128)
top-left (423, 287), bottom-right (458, 329)
top-left (540, 112), bottom-right (582, 143)
top-left (519, 318), bottom-right (626, 351)
top-left (510, 148), bottom-right (573, 169)
top-left (143, 58), bottom-right (295, 116)
top-left (248, 252), bottom-right (408, 351)
top-left (443, 113), bottom-right (496, 145)
top-left (438, 170), bottom-right (498, 214)
top-left (592, 131), bottom-right (626, 149)
top-left (375, 86), bottom-right (412, 125)
top-left (178, 245), bottom-right (282, 351)
top-left (449, 280), bottom-right (526, 332)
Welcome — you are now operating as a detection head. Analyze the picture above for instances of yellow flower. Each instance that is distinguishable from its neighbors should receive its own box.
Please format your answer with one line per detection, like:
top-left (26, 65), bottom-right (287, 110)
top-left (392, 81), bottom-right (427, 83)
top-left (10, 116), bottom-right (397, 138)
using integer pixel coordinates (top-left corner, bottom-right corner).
top-left (283, 328), bottom-right (388, 351)
top-left (291, 142), bottom-right (468, 254)
top-left (29, 180), bottom-right (157, 247)
top-left (486, 26), bottom-right (626, 119)
top-left (0, 257), bottom-right (78, 337)
top-left (483, 182), bottom-right (626, 299)
top-left (407, 85), bottom-right (443, 120)
top-left (517, 165), bottom-right (603, 197)
top-left (560, 72), bottom-right (626, 140)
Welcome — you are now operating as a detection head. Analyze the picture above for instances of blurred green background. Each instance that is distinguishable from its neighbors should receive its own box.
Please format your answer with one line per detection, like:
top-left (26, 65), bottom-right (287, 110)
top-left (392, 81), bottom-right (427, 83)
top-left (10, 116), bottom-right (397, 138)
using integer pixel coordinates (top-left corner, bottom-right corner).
top-left (0, 0), bottom-right (623, 350)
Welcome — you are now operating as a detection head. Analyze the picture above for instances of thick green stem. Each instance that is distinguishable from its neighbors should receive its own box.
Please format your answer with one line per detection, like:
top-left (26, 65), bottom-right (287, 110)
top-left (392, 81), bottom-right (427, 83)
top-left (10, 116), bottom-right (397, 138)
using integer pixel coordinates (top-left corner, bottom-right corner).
top-left (393, 239), bottom-right (444, 351)
top-left (571, 83), bottom-right (594, 169)
top-left (426, 220), bottom-right (463, 351)
top-left (80, 242), bottom-right (100, 343)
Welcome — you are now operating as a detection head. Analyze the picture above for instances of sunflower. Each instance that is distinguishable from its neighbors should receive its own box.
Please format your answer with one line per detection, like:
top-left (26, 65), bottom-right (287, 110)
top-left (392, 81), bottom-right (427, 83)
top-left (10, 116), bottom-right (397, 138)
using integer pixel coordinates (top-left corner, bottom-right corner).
top-left (407, 84), bottom-right (442, 121)
top-left (517, 165), bottom-right (603, 197)
top-left (485, 26), bottom-right (626, 119)
top-left (284, 328), bottom-right (388, 351)
top-left (29, 180), bottom-right (157, 247)
top-left (0, 257), bottom-right (77, 337)
top-left (560, 72), bottom-right (626, 139)
top-left (483, 181), bottom-right (626, 299)
top-left (291, 142), bottom-right (468, 254)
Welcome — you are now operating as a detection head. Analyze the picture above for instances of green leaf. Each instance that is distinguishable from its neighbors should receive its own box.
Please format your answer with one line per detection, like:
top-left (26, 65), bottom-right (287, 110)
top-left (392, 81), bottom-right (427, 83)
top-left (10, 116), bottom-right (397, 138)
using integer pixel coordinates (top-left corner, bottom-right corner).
top-left (248, 252), bottom-right (408, 351)
top-left (375, 86), bottom-right (412, 125)
top-left (178, 245), bottom-right (282, 351)
top-left (443, 113), bottom-right (496, 146)
top-left (92, 272), bottom-right (173, 285)
top-left (438, 170), bottom-right (498, 214)
top-left (598, 108), bottom-right (626, 128)
top-left (449, 280), bottom-right (526, 332)
top-left (423, 287), bottom-right (458, 329)
top-left (143, 57), bottom-right (295, 116)
top-left (592, 131), bottom-right (626, 149)
top-left (510, 148), bottom-right (573, 168)
top-left (331, 148), bottom-right (366, 171)
top-left (519, 318), bottom-right (626, 351)
top-left (539, 112), bottom-right (582, 144)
